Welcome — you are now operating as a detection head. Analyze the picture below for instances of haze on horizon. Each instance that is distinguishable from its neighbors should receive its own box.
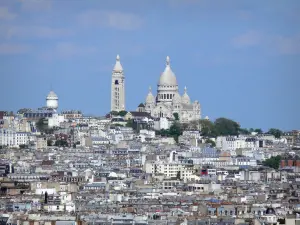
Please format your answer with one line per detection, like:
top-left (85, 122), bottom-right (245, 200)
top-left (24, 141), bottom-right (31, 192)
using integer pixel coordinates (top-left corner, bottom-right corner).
top-left (0, 0), bottom-right (299, 131)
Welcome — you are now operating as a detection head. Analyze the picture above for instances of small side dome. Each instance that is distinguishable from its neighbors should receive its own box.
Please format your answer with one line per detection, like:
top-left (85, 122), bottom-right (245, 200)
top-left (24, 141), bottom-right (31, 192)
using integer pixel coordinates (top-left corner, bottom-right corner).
top-left (47, 91), bottom-right (58, 100)
top-left (181, 86), bottom-right (191, 104)
top-left (172, 92), bottom-right (182, 104)
top-left (146, 86), bottom-right (155, 104)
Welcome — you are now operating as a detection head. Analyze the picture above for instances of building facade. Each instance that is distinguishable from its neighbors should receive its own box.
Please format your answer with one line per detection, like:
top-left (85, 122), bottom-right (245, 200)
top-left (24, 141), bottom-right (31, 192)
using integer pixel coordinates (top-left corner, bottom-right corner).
top-left (143, 56), bottom-right (201, 123)
top-left (111, 55), bottom-right (125, 112)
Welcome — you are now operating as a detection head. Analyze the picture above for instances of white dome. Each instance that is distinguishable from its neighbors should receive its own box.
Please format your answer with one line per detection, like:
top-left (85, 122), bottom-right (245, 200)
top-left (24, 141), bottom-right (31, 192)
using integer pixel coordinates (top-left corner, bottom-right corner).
top-left (146, 87), bottom-right (155, 103)
top-left (47, 91), bottom-right (58, 100)
top-left (181, 86), bottom-right (191, 104)
top-left (46, 90), bottom-right (58, 109)
top-left (158, 56), bottom-right (177, 86)
top-left (113, 54), bottom-right (123, 72)
top-left (172, 92), bottom-right (182, 104)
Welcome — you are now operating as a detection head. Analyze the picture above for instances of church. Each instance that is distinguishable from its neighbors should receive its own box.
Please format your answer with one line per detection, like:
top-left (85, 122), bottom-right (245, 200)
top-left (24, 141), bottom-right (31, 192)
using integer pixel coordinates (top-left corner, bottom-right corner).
top-left (110, 55), bottom-right (201, 123)
top-left (142, 56), bottom-right (201, 123)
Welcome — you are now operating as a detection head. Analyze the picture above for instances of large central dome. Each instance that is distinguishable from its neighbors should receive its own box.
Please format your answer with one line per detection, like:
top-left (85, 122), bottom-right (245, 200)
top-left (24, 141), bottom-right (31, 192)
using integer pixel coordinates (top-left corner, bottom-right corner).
top-left (158, 56), bottom-right (177, 86)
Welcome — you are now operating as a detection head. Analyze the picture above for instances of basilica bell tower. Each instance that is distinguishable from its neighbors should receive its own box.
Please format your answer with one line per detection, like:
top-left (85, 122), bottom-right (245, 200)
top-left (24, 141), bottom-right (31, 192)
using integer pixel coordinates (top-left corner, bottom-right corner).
top-left (111, 55), bottom-right (125, 112)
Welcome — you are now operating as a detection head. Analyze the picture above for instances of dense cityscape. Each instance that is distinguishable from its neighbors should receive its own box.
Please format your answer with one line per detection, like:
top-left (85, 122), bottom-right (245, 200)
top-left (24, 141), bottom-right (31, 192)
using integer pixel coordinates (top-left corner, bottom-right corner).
top-left (0, 54), bottom-right (300, 225)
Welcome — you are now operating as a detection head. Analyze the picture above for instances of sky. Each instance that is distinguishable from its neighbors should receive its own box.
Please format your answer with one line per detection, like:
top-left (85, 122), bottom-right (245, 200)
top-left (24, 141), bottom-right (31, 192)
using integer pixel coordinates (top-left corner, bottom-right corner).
top-left (0, 0), bottom-right (299, 131)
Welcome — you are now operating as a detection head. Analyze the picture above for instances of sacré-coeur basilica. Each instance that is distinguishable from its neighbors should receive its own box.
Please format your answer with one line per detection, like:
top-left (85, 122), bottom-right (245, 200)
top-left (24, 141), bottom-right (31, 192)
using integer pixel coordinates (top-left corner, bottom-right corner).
top-left (111, 55), bottom-right (201, 123)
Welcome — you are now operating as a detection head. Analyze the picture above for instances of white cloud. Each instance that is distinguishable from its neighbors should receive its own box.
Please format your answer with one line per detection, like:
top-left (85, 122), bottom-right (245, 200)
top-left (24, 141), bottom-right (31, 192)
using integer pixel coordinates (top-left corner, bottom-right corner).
top-left (232, 31), bottom-right (300, 55)
top-left (78, 10), bottom-right (143, 30)
top-left (0, 7), bottom-right (17, 20)
top-left (273, 34), bottom-right (300, 55)
top-left (232, 30), bottom-right (262, 48)
top-left (20, 0), bottom-right (52, 12)
top-left (0, 43), bottom-right (30, 54)
top-left (2, 25), bottom-right (73, 39)
top-left (41, 42), bottom-right (97, 60)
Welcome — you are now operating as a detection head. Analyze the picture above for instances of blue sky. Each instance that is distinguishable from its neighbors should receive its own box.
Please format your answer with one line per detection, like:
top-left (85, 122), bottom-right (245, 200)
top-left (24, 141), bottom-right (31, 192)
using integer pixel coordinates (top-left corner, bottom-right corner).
top-left (0, 0), bottom-right (299, 131)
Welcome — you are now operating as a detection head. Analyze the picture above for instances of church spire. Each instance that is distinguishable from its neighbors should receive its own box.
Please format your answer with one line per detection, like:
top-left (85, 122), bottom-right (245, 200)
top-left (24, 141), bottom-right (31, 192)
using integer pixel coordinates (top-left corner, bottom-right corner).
top-left (113, 54), bottom-right (123, 72)
top-left (149, 86), bottom-right (152, 93)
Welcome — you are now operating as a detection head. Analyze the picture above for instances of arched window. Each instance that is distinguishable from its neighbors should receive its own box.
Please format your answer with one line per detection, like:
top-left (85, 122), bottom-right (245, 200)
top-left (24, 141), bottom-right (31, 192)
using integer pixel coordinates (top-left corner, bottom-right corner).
top-left (115, 80), bottom-right (119, 85)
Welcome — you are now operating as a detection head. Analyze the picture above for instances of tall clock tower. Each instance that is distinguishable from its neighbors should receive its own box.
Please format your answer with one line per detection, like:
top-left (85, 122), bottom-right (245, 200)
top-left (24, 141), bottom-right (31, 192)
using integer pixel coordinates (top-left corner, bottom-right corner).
top-left (111, 55), bottom-right (125, 112)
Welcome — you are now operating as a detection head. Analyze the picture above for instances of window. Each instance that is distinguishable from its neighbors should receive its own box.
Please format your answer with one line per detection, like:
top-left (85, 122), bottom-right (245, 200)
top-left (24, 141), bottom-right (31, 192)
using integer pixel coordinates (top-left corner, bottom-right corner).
top-left (115, 80), bottom-right (119, 85)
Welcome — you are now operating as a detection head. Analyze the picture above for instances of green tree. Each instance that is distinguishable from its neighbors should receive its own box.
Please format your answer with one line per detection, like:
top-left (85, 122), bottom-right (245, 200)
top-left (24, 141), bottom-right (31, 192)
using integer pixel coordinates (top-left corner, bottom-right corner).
top-left (199, 119), bottom-right (217, 137)
top-left (173, 112), bottom-right (179, 121)
top-left (205, 139), bottom-right (216, 147)
top-left (214, 118), bottom-right (240, 136)
top-left (254, 128), bottom-right (263, 134)
top-left (169, 122), bottom-right (182, 143)
top-left (113, 123), bottom-right (124, 127)
top-left (55, 140), bottom-right (68, 147)
top-left (159, 129), bottom-right (169, 137)
top-left (263, 155), bottom-right (281, 169)
top-left (268, 128), bottom-right (283, 139)
top-left (118, 110), bottom-right (128, 117)
top-left (126, 119), bottom-right (133, 128)
top-left (110, 111), bottom-right (119, 116)
top-left (36, 118), bottom-right (48, 132)
top-left (239, 128), bottom-right (250, 135)
top-left (47, 140), bottom-right (52, 146)
top-left (189, 120), bottom-right (200, 130)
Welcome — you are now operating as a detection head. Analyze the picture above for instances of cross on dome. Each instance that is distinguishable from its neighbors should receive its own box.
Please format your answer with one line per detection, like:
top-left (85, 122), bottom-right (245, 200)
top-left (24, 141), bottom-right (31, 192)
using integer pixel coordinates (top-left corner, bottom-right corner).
top-left (184, 86), bottom-right (187, 93)
top-left (166, 56), bottom-right (170, 66)
top-left (149, 86), bottom-right (152, 93)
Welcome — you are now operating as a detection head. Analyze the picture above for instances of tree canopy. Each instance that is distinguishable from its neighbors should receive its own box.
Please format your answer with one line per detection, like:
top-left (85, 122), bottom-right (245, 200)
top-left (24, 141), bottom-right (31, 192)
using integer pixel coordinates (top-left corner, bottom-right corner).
top-left (110, 111), bottom-right (119, 116)
top-left (156, 122), bottom-right (182, 143)
top-left (54, 140), bottom-right (69, 147)
top-left (173, 112), bottom-right (179, 121)
top-left (199, 119), bottom-right (217, 137)
top-left (36, 118), bottom-right (47, 132)
top-left (205, 139), bottom-right (216, 147)
top-left (262, 155), bottom-right (281, 169)
top-left (214, 118), bottom-right (240, 136)
top-left (118, 110), bottom-right (128, 117)
top-left (267, 128), bottom-right (283, 139)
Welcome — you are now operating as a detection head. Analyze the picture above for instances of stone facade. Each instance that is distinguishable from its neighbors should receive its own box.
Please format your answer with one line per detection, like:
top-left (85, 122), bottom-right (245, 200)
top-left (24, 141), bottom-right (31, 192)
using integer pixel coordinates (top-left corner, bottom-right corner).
top-left (111, 55), bottom-right (125, 112)
top-left (143, 56), bottom-right (201, 123)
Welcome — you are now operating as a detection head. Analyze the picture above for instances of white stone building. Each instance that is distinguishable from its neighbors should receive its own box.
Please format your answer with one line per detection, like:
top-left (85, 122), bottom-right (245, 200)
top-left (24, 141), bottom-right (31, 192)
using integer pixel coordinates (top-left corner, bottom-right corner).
top-left (46, 90), bottom-right (58, 110)
top-left (48, 113), bottom-right (64, 128)
top-left (14, 132), bottom-right (31, 146)
top-left (0, 128), bottom-right (15, 147)
top-left (143, 56), bottom-right (201, 123)
top-left (111, 55), bottom-right (125, 112)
